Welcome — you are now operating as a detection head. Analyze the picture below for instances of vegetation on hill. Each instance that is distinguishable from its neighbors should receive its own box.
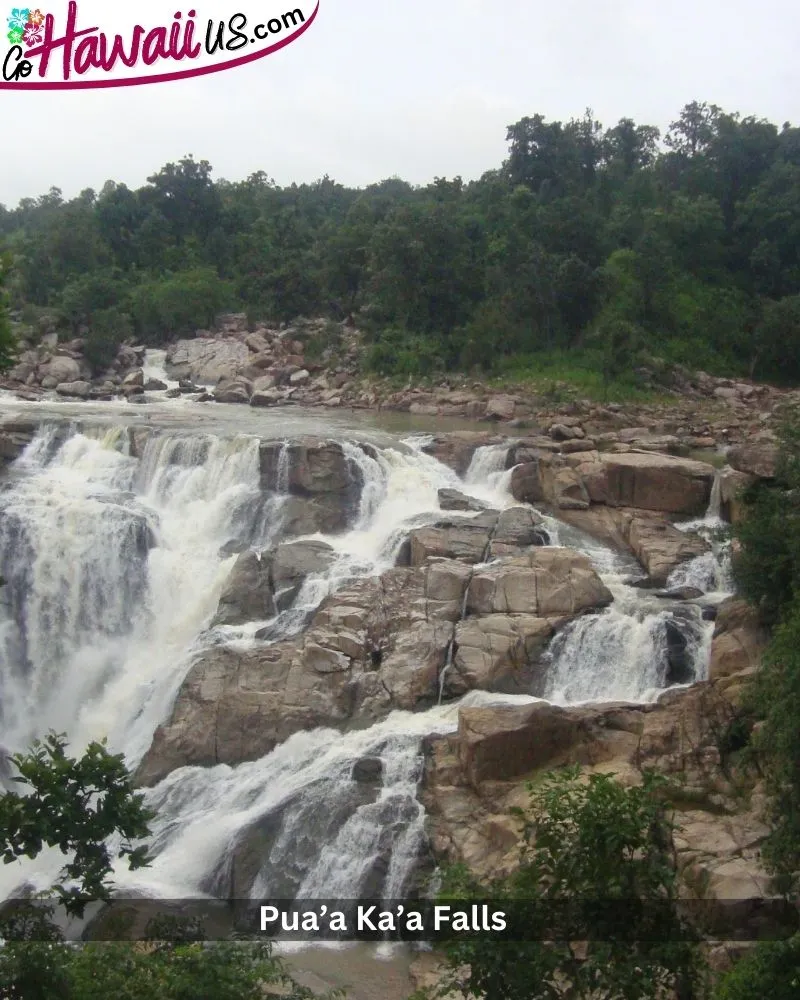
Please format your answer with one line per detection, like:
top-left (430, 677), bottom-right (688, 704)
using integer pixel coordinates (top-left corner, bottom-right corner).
top-left (2, 102), bottom-right (800, 385)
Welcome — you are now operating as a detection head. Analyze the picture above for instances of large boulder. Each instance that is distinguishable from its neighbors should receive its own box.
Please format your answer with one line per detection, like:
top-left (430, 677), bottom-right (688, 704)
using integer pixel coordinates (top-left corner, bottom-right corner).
top-left (598, 453), bottom-right (715, 514)
top-left (166, 338), bottom-right (250, 384)
top-left (135, 643), bottom-right (296, 784)
top-left (271, 539), bottom-right (337, 607)
top-left (260, 440), bottom-right (365, 535)
top-left (728, 439), bottom-right (778, 480)
top-left (709, 598), bottom-right (767, 683)
top-left (556, 506), bottom-right (709, 585)
top-left (467, 548), bottom-right (613, 617)
top-left (408, 516), bottom-right (495, 566)
top-left (214, 377), bottom-right (253, 404)
top-left (55, 380), bottom-right (91, 399)
top-left (456, 702), bottom-right (589, 786)
top-left (214, 550), bottom-right (275, 625)
top-left (449, 615), bottom-right (555, 696)
top-left (438, 488), bottom-right (491, 513)
top-left (41, 356), bottom-right (81, 384)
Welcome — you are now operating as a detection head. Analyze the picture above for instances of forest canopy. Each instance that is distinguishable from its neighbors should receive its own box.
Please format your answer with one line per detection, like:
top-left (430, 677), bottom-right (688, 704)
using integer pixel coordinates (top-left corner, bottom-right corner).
top-left (2, 101), bottom-right (800, 383)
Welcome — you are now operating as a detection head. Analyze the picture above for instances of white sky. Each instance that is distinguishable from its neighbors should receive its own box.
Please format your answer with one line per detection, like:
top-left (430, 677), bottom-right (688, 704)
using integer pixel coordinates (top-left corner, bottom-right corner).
top-left (2, 0), bottom-right (798, 205)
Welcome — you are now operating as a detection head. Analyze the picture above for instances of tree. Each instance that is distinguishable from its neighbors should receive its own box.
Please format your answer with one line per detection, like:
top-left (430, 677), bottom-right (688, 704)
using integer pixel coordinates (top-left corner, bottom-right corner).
top-left (0, 735), bottom-right (342, 1000)
top-left (735, 414), bottom-right (800, 889)
top-left (0, 251), bottom-right (18, 369)
top-left (427, 768), bottom-right (699, 1000)
top-left (713, 934), bottom-right (800, 1000)
top-left (0, 732), bottom-right (152, 916)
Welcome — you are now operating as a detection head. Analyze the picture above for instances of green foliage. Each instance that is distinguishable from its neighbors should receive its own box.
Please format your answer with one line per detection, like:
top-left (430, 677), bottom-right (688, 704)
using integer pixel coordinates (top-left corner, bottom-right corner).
top-left (2, 101), bottom-right (800, 385)
top-left (0, 252), bottom-right (19, 369)
top-left (745, 603), bottom-right (800, 891)
top-left (129, 268), bottom-right (233, 342)
top-left (713, 935), bottom-right (800, 1000)
top-left (734, 413), bottom-right (800, 623)
top-left (0, 905), bottom-right (341, 1000)
top-left (733, 414), bottom-right (800, 890)
top-left (0, 732), bottom-right (153, 916)
top-left (84, 307), bottom-right (133, 373)
top-left (429, 767), bottom-right (700, 1000)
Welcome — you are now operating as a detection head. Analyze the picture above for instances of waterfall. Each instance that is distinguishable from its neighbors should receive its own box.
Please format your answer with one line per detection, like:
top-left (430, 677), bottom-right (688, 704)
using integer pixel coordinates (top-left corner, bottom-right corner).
top-left (0, 416), bottom-right (730, 912)
top-left (142, 349), bottom-right (180, 393)
top-left (666, 471), bottom-right (734, 596)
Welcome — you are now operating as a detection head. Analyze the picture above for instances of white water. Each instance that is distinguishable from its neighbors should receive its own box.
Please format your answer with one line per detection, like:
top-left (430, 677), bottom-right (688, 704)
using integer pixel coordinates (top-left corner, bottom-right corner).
top-left (0, 420), bottom-right (730, 908)
top-left (141, 349), bottom-right (181, 395)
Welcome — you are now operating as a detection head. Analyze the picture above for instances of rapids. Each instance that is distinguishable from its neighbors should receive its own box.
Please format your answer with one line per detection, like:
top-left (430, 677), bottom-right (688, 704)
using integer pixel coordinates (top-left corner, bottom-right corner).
top-left (0, 397), bottom-right (733, 910)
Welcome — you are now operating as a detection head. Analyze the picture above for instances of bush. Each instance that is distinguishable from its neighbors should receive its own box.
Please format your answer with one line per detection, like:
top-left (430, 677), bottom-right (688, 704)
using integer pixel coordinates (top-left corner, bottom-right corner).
top-left (714, 935), bottom-right (800, 1000)
top-left (84, 307), bottom-right (133, 373)
top-left (427, 767), bottom-right (700, 1000)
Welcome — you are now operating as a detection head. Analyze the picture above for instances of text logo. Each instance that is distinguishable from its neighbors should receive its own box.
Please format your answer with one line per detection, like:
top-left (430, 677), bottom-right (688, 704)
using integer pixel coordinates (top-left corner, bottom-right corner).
top-left (2, 1), bottom-right (318, 89)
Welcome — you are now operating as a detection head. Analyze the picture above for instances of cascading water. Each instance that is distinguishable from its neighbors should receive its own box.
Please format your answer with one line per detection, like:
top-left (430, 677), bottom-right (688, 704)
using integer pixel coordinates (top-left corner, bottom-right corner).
top-left (0, 417), bottom-right (731, 912)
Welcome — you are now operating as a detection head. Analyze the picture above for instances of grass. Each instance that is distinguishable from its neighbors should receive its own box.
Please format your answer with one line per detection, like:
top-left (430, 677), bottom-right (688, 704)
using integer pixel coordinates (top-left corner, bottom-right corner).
top-left (490, 351), bottom-right (675, 404)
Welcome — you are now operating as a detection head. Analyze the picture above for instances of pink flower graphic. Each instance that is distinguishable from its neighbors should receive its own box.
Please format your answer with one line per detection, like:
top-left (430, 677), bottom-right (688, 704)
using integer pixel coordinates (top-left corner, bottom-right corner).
top-left (23, 20), bottom-right (41, 44)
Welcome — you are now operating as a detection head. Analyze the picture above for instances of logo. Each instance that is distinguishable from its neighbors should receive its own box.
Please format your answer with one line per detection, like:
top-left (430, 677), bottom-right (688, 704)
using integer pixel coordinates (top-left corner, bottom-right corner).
top-left (1, 1), bottom-right (318, 89)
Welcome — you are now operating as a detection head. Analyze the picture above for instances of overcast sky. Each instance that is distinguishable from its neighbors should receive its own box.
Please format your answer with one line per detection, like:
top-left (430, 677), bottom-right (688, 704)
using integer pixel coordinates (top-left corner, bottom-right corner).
top-left (2, 0), bottom-right (798, 206)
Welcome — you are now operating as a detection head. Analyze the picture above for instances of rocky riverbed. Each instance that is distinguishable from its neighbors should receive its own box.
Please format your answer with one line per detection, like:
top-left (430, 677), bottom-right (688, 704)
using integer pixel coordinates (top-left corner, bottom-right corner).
top-left (0, 383), bottom-right (777, 992)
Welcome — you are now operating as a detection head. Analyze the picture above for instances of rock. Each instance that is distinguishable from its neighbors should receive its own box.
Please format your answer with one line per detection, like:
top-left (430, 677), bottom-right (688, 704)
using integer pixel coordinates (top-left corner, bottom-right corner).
top-left (271, 540), bottom-right (336, 608)
top-left (450, 615), bottom-right (555, 696)
top-left (55, 380), bottom-right (91, 399)
top-left (561, 438), bottom-right (596, 454)
top-left (165, 388), bottom-right (181, 399)
top-left (510, 462), bottom-right (545, 504)
top-left (467, 548), bottom-right (613, 617)
top-left (123, 369), bottom-right (144, 388)
top-left (245, 333), bottom-right (270, 354)
top-left (41, 356), bottom-right (81, 384)
top-left (485, 396), bottom-right (516, 421)
top-left (718, 467), bottom-right (755, 524)
top-left (457, 702), bottom-right (586, 786)
top-left (214, 377), bottom-right (253, 404)
top-left (289, 369), bottom-right (310, 386)
top-left (214, 550), bottom-right (275, 625)
top-left (556, 507), bottom-right (709, 586)
top-left (728, 440), bottom-right (778, 479)
top-left (489, 506), bottom-right (550, 556)
top-left (136, 643), bottom-right (296, 784)
top-left (550, 423), bottom-right (584, 441)
top-left (437, 488), bottom-right (491, 513)
top-left (664, 619), bottom-right (693, 685)
top-left (166, 338), bottom-right (250, 383)
top-left (656, 587), bottom-right (705, 601)
top-left (409, 517), bottom-right (496, 566)
top-left (352, 757), bottom-right (384, 784)
top-left (709, 598), bottom-right (767, 682)
top-left (144, 378), bottom-right (168, 392)
top-left (598, 453), bottom-right (715, 514)
top-left (250, 389), bottom-right (282, 408)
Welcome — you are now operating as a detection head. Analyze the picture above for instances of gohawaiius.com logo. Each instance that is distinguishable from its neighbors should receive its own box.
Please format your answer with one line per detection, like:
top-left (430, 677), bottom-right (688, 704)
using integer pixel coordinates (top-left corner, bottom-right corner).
top-left (2, 0), bottom-right (318, 89)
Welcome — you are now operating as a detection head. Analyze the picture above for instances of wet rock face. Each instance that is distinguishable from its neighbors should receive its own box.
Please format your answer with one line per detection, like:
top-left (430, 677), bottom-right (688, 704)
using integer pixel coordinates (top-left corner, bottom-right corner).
top-left (258, 440), bottom-right (365, 536)
top-left (466, 549), bottom-right (613, 618)
top-left (166, 338), bottom-right (250, 384)
top-left (137, 545), bottom-right (614, 785)
top-left (214, 550), bottom-right (275, 626)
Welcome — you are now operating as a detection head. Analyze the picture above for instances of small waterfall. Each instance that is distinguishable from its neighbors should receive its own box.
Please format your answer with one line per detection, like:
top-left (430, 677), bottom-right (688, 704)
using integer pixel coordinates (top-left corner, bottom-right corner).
top-left (438, 581), bottom-right (472, 705)
top-left (0, 415), bottom-right (732, 914)
top-left (543, 588), bottom-right (709, 704)
top-left (142, 349), bottom-right (180, 393)
top-left (463, 444), bottom-right (513, 500)
top-left (706, 470), bottom-right (723, 520)
top-left (666, 470), bottom-right (734, 596)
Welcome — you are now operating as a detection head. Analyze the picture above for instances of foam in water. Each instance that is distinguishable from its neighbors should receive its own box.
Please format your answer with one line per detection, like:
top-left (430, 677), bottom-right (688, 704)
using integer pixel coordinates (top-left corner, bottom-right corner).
top-left (0, 421), bottom-right (732, 908)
